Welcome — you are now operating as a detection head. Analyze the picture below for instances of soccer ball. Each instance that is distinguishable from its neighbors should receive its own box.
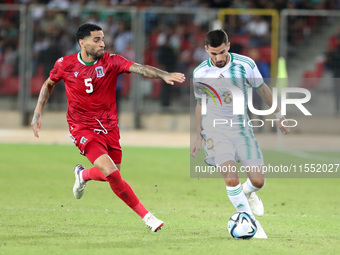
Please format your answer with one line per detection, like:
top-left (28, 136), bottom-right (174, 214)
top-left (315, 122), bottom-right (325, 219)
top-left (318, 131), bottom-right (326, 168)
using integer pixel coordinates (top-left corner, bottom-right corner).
top-left (228, 212), bottom-right (257, 239)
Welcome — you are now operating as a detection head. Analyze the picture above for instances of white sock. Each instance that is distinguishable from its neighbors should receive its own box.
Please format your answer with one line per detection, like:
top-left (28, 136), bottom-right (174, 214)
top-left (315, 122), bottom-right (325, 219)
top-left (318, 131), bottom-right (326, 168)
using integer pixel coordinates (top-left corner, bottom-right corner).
top-left (226, 183), bottom-right (252, 215)
top-left (243, 178), bottom-right (262, 196)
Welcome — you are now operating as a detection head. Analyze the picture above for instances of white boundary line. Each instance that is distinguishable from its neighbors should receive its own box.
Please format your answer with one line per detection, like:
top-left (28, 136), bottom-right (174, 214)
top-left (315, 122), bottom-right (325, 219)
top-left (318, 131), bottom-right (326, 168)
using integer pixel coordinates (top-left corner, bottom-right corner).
top-left (280, 149), bottom-right (340, 163)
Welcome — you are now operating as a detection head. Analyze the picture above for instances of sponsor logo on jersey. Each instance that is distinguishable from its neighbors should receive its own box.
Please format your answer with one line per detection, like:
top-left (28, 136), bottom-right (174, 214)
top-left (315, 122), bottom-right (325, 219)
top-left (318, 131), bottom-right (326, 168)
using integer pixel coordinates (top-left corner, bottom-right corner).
top-left (95, 66), bottom-right (105, 77)
top-left (74, 72), bottom-right (79, 78)
top-left (80, 136), bottom-right (88, 144)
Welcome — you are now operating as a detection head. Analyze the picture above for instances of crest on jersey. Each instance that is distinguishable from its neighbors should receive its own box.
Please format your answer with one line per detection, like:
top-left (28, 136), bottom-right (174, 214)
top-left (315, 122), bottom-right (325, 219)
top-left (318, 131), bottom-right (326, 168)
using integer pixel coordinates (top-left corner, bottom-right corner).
top-left (80, 136), bottom-right (88, 144)
top-left (95, 66), bottom-right (105, 77)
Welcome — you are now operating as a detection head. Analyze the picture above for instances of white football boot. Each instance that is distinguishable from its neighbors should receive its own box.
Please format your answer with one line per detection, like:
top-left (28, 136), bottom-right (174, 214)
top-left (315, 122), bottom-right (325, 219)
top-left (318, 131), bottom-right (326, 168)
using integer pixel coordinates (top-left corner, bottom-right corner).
top-left (143, 212), bottom-right (164, 232)
top-left (73, 164), bottom-right (87, 199)
top-left (242, 185), bottom-right (264, 217)
top-left (253, 219), bottom-right (268, 239)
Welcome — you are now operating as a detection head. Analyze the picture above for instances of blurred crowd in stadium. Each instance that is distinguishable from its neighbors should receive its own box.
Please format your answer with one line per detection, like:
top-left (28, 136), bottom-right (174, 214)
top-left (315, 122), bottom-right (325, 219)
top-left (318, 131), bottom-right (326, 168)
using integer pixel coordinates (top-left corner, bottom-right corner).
top-left (3, 0), bottom-right (339, 9)
top-left (0, 0), bottom-right (340, 108)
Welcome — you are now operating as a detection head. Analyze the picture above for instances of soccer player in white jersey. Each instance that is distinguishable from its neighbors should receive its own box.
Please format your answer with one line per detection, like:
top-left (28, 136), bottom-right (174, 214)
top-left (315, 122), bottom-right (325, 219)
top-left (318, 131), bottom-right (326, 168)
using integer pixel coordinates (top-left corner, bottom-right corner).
top-left (190, 29), bottom-right (290, 239)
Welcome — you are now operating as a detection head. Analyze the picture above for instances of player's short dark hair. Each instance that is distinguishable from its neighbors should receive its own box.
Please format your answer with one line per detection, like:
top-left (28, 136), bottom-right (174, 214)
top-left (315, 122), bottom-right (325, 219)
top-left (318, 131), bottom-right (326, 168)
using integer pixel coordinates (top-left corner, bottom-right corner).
top-left (205, 29), bottom-right (228, 47)
top-left (76, 23), bottom-right (102, 42)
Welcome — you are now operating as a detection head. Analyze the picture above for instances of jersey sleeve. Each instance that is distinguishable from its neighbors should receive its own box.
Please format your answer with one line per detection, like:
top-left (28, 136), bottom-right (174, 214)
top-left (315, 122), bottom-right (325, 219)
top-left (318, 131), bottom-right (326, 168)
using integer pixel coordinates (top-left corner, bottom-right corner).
top-left (49, 57), bottom-right (64, 83)
top-left (246, 62), bottom-right (265, 89)
top-left (110, 54), bottom-right (134, 74)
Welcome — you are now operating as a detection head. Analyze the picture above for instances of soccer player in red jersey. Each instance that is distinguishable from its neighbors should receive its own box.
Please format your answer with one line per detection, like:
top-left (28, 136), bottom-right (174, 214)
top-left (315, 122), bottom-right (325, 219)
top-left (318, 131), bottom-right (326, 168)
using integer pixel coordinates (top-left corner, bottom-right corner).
top-left (31, 23), bottom-right (185, 232)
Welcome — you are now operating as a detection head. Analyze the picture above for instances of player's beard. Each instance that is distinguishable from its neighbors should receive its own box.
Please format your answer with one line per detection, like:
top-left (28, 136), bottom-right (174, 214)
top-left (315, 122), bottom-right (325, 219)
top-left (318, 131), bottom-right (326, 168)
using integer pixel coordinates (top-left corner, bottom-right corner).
top-left (86, 48), bottom-right (104, 60)
top-left (213, 59), bottom-right (227, 68)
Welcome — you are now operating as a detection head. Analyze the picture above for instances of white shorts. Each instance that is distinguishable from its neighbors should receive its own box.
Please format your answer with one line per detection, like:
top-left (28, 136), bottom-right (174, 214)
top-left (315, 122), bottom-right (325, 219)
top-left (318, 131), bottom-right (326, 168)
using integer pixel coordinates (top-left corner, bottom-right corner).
top-left (201, 129), bottom-right (264, 167)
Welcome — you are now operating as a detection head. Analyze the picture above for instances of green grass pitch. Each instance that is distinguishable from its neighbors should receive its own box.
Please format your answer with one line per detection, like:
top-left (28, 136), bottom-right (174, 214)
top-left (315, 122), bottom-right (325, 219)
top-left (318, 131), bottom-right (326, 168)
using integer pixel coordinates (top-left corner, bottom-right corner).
top-left (0, 143), bottom-right (339, 255)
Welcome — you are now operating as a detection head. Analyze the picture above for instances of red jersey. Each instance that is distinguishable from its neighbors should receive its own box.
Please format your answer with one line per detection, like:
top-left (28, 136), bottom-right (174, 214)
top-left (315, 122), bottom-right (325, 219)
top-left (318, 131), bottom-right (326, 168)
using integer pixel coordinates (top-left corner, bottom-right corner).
top-left (50, 52), bottom-right (133, 131)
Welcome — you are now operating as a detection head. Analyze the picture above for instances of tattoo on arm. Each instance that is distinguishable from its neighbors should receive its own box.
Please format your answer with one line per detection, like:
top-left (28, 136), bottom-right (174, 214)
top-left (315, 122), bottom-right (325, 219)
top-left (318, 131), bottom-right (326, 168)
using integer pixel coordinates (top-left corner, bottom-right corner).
top-left (130, 64), bottom-right (170, 79)
top-left (38, 79), bottom-right (55, 106)
top-left (32, 79), bottom-right (55, 124)
top-left (31, 112), bottom-right (40, 126)
top-left (39, 87), bottom-right (50, 107)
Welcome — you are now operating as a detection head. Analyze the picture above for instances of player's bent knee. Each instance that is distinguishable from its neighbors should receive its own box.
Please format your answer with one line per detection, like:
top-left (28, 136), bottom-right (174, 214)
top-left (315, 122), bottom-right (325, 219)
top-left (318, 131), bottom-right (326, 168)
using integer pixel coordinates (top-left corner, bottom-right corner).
top-left (94, 154), bottom-right (118, 176)
top-left (225, 178), bottom-right (240, 187)
top-left (249, 178), bottom-right (265, 189)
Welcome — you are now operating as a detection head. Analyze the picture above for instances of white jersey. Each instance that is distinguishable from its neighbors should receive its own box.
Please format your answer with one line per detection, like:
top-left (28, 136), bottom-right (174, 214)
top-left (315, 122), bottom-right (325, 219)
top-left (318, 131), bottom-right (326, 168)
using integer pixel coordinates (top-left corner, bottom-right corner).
top-left (193, 52), bottom-right (264, 132)
top-left (193, 53), bottom-right (264, 166)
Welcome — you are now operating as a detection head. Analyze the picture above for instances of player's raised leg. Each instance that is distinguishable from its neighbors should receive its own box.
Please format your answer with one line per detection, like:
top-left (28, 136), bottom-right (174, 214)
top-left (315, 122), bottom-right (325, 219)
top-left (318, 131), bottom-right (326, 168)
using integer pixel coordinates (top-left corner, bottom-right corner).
top-left (242, 167), bottom-right (265, 217)
top-left (82, 166), bottom-right (108, 182)
top-left (243, 167), bottom-right (267, 238)
top-left (73, 165), bottom-right (116, 199)
top-left (94, 154), bottom-right (163, 232)
top-left (74, 163), bottom-right (115, 199)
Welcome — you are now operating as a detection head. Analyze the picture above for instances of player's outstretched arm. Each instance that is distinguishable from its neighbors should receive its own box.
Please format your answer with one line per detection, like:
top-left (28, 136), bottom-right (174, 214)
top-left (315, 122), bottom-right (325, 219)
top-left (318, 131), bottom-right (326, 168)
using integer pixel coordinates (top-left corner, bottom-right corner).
top-left (129, 63), bottom-right (185, 85)
top-left (31, 78), bottom-right (56, 138)
top-left (256, 84), bottom-right (290, 135)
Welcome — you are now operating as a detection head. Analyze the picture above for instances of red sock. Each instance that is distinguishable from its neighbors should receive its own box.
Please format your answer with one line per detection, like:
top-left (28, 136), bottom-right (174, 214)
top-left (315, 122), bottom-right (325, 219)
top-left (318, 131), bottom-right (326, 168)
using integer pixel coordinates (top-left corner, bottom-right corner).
top-left (106, 170), bottom-right (148, 218)
top-left (82, 167), bottom-right (107, 182)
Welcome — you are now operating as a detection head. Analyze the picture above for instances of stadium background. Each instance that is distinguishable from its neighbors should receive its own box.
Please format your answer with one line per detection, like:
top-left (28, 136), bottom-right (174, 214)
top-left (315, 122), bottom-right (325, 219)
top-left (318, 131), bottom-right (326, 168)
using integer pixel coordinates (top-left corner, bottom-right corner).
top-left (1, 1), bottom-right (340, 148)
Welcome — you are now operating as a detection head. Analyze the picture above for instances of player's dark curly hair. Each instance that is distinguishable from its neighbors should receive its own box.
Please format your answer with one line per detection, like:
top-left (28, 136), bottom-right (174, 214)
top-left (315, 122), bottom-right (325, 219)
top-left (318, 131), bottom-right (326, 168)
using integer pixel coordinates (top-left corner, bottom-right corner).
top-left (205, 29), bottom-right (228, 47)
top-left (76, 23), bottom-right (102, 42)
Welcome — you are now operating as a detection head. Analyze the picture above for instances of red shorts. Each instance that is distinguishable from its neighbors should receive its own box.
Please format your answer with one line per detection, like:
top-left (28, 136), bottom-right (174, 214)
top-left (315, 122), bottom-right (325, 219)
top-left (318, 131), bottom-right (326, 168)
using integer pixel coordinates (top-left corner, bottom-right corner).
top-left (69, 124), bottom-right (122, 164)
